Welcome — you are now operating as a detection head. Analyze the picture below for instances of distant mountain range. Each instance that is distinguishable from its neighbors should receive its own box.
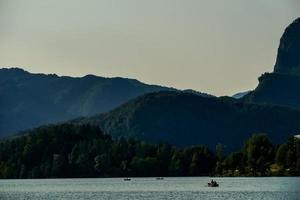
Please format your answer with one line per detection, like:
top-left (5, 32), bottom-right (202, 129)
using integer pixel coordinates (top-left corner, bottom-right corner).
top-left (0, 68), bottom-right (176, 136)
top-left (0, 67), bottom-right (214, 136)
top-left (1, 17), bottom-right (300, 151)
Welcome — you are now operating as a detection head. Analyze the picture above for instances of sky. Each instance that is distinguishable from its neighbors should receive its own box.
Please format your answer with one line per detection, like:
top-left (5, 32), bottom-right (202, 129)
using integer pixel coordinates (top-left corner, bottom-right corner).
top-left (0, 0), bottom-right (299, 96)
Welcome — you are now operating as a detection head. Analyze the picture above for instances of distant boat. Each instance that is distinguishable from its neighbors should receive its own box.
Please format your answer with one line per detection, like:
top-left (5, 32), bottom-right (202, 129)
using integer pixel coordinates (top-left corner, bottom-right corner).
top-left (156, 177), bottom-right (164, 180)
top-left (208, 180), bottom-right (219, 187)
top-left (124, 178), bottom-right (131, 181)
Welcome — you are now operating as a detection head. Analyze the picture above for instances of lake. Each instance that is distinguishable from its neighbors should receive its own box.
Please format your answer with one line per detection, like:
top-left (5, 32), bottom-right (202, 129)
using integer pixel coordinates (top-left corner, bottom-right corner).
top-left (0, 177), bottom-right (299, 200)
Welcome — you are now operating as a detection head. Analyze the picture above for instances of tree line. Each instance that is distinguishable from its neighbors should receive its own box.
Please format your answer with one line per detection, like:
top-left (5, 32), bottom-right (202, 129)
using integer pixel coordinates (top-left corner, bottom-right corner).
top-left (0, 124), bottom-right (299, 178)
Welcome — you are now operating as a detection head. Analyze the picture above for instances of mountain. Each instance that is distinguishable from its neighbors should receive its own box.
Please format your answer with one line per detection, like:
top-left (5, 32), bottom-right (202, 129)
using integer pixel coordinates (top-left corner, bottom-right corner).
top-left (75, 91), bottom-right (300, 151)
top-left (243, 18), bottom-right (300, 108)
top-left (73, 18), bottom-right (300, 150)
top-left (3, 18), bottom-right (300, 151)
top-left (0, 68), bottom-right (176, 136)
top-left (273, 18), bottom-right (300, 75)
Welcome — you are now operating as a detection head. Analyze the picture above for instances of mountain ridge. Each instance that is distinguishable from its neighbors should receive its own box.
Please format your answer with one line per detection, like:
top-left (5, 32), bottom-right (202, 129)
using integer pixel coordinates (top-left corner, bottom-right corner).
top-left (0, 67), bottom-right (177, 136)
top-left (0, 67), bottom-right (215, 136)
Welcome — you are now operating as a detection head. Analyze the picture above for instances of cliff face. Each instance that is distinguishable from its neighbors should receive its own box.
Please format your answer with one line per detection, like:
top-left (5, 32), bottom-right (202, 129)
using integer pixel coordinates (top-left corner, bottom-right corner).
top-left (274, 18), bottom-right (300, 75)
top-left (244, 18), bottom-right (300, 109)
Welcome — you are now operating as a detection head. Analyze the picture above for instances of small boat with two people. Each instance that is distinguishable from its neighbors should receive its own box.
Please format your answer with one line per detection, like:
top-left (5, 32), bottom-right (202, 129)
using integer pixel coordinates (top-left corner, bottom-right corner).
top-left (208, 179), bottom-right (219, 187)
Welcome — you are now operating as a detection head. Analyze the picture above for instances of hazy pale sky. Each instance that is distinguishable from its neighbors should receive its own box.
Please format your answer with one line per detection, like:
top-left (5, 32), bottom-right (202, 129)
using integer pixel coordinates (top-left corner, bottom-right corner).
top-left (0, 0), bottom-right (299, 96)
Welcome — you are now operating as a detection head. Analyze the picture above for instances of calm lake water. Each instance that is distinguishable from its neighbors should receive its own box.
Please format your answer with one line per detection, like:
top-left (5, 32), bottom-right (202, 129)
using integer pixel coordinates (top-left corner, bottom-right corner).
top-left (0, 177), bottom-right (299, 200)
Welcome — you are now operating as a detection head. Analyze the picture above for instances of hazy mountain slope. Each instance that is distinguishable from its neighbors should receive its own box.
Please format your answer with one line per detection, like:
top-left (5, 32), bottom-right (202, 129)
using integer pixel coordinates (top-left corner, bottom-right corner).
top-left (232, 91), bottom-right (251, 99)
top-left (76, 91), bottom-right (300, 151)
top-left (0, 68), bottom-right (175, 136)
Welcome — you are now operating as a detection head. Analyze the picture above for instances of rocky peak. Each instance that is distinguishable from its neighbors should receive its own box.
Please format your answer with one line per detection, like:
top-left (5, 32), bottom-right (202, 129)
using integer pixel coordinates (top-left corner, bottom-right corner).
top-left (274, 18), bottom-right (300, 75)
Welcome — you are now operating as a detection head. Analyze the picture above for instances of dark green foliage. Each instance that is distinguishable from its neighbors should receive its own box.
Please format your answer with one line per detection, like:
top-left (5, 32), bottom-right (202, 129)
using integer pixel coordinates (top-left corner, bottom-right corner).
top-left (216, 135), bottom-right (300, 176)
top-left (0, 123), bottom-right (299, 178)
top-left (242, 134), bottom-right (274, 176)
top-left (275, 143), bottom-right (288, 166)
top-left (0, 124), bottom-right (108, 178)
top-left (0, 124), bottom-right (216, 178)
top-left (273, 136), bottom-right (300, 175)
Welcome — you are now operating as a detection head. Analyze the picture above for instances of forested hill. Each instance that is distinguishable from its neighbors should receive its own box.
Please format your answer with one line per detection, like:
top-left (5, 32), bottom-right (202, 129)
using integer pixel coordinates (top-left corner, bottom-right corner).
top-left (75, 91), bottom-right (300, 151)
top-left (0, 67), bottom-right (176, 136)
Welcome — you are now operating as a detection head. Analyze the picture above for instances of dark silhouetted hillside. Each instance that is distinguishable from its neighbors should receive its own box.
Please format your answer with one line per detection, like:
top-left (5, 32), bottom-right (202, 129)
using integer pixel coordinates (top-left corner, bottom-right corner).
top-left (75, 91), bottom-right (300, 151)
top-left (0, 68), bottom-right (175, 136)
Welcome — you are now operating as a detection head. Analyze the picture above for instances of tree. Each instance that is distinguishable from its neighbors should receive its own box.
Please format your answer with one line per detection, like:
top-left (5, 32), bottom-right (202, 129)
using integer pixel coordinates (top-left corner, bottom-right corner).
top-left (216, 143), bottom-right (226, 161)
top-left (169, 151), bottom-right (185, 176)
top-left (51, 154), bottom-right (67, 177)
top-left (189, 152), bottom-right (201, 175)
top-left (275, 144), bottom-right (288, 167)
top-left (243, 134), bottom-right (274, 175)
top-left (94, 153), bottom-right (111, 176)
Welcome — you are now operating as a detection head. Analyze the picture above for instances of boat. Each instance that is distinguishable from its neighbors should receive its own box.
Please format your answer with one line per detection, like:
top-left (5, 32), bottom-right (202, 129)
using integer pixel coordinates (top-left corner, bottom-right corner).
top-left (123, 178), bottom-right (131, 181)
top-left (208, 181), bottom-right (219, 187)
top-left (156, 177), bottom-right (164, 180)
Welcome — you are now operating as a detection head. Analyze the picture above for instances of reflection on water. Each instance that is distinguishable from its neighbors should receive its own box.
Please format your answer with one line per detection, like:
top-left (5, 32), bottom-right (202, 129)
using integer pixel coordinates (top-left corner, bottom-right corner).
top-left (0, 177), bottom-right (299, 200)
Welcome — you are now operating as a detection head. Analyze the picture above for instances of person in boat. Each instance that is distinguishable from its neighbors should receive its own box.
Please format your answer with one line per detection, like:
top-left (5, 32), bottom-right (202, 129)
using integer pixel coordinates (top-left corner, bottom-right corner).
top-left (209, 179), bottom-right (218, 186)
